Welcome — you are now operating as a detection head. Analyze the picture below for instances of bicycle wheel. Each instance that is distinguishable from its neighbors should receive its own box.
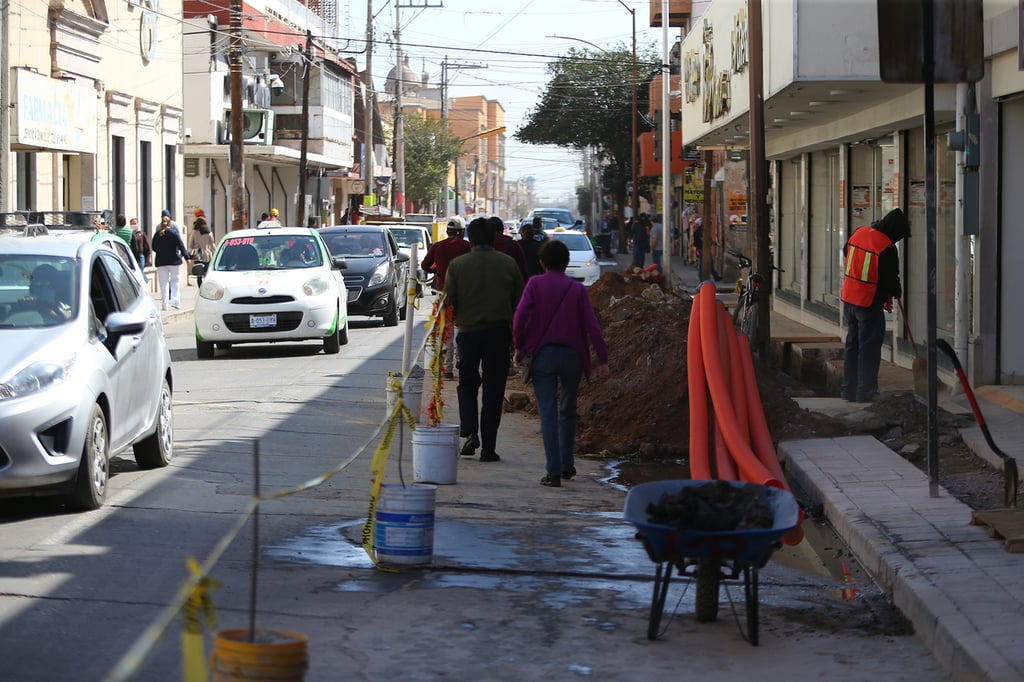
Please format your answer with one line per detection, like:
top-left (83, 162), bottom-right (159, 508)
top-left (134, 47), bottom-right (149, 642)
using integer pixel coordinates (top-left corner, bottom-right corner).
top-left (740, 302), bottom-right (759, 343)
top-left (732, 290), bottom-right (745, 326)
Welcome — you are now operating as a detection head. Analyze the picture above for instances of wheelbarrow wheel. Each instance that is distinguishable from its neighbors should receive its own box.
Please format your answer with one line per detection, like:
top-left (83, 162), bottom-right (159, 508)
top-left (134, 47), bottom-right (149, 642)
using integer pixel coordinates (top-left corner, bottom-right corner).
top-left (695, 558), bottom-right (721, 622)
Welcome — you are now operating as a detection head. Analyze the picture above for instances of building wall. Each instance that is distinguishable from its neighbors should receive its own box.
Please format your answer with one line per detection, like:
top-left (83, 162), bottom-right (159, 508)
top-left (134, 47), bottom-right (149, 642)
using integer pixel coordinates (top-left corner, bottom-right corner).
top-left (4, 1), bottom-right (184, 229)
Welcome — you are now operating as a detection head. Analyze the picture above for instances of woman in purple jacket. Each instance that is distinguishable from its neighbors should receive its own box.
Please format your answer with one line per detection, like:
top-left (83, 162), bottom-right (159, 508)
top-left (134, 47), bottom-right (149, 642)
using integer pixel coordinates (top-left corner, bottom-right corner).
top-left (513, 240), bottom-right (609, 487)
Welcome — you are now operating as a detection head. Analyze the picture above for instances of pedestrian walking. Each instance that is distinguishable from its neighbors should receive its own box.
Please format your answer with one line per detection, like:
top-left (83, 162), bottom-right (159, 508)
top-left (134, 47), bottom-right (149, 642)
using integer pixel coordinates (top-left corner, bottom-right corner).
top-left (513, 239), bottom-right (609, 487)
top-left (489, 216), bottom-right (528, 281)
top-left (188, 215), bottom-right (216, 287)
top-left (151, 213), bottom-right (190, 310)
top-left (421, 217), bottom-right (471, 378)
top-left (630, 213), bottom-right (649, 268)
top-left (519, 216), bottom-right (547, 278)
top-left (131, 218), bottom-right (151, 282)
top-left (444, 217), bottom-right (524, 462)
top-left (840, 207), bottom-right (911, 403)
top-left (650, 213), bottom-right (665, 273)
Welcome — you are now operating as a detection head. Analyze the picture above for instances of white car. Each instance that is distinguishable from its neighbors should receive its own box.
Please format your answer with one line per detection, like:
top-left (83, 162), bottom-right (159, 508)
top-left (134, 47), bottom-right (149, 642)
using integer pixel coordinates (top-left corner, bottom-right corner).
top-left (1, 222), bottom-right (147, 286)
top-left (193, 226), bottom-right (348, 358)
top-left (0, 237), bottom-right (174, 509)
top-left (387, 224), bottom-right (433, 292)
top-left (545, 229), bottom-right (602, 286)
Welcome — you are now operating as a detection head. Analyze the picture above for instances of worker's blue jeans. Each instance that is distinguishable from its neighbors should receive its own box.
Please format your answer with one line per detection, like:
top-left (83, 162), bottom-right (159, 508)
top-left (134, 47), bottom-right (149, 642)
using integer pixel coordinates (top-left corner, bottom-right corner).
top-left (841, 301), bottom-right (886, 402)
top-left (531, 344), bottom-right (583, 477)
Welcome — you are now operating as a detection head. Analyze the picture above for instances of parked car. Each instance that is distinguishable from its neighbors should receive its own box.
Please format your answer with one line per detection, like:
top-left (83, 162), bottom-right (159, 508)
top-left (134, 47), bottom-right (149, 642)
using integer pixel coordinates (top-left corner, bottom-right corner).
top-left (1, 222), bottom-right (147, 285)
top-left (319, 225), bottom-right (410, 326)
top-left (527, 208), bottom-right (575, 229)
top-left (0, 237), bottom-right (174, 509)
top-left (387, 224), bottom-right (433, 292)
top-left (545, 228), bottom-right (602, 286)
top-left (192, 226), bottom-right (349, 358)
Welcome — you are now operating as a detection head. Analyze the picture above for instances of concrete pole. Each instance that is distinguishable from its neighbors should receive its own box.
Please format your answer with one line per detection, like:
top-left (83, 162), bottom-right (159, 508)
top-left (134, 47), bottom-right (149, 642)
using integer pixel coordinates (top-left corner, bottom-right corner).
top-left (362, 0), bottom-right (375, 212)
top-left (441, 57), bottom-right (449, 217)
top-left (229, 0), bottom-right (246, 230)
top-left (660, 0), bottom-right (672, 290)
top-left (748, 0), bottom-right (770, 355)
top-left (393, 2), bottom-right (405, 217)
top-left (954, 82), bottom-right (969, 375)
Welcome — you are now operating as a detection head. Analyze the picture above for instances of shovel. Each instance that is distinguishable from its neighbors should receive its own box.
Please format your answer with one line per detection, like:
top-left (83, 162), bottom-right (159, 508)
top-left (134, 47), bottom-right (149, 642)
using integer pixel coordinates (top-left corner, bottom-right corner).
top-left (896, 298), bottom-right (928, 397)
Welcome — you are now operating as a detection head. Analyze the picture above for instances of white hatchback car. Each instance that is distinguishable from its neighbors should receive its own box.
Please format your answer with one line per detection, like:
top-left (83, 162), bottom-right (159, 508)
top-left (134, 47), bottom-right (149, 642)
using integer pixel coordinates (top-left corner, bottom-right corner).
top-left (544, 229), bottom-right (602, 286)
top-left (193, 226), bottom-right (348, 358)
top-left (0, 237), bottom-right (174, 509)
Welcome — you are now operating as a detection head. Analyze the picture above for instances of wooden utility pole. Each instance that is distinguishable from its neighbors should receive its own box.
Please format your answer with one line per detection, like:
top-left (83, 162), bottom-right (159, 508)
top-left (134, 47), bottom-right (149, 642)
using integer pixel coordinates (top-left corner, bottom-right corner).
top-left (296, 30), bottom-right (313, 227)
top-left (229, 0), bottom-right (246, 230)
top-left (748, 0), bottom-right (770, 356)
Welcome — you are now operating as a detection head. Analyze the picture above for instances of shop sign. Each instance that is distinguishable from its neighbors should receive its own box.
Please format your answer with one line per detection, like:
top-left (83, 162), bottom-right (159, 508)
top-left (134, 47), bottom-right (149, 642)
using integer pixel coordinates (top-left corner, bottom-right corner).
top-left (12, 69), bottom-right (96, 154)
top-left (701, 19), bottom-right (731, 123)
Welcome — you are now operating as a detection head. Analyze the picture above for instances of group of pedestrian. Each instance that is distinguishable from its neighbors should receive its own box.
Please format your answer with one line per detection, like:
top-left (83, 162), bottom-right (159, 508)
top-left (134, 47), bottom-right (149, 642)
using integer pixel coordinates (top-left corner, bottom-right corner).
top-left (422, 215), bottom-right (609, 487)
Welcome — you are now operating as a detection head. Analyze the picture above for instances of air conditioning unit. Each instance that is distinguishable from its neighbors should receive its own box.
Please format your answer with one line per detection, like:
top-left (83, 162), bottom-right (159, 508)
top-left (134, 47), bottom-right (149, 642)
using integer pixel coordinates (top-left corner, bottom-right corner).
top-left (221, 109), bottom-right (275, 145)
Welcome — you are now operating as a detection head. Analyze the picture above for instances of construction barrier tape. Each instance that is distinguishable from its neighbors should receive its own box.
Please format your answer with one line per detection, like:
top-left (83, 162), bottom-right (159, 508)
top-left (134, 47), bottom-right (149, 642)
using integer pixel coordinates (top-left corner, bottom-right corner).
top-left (104, 318), bottom-right (441, 681)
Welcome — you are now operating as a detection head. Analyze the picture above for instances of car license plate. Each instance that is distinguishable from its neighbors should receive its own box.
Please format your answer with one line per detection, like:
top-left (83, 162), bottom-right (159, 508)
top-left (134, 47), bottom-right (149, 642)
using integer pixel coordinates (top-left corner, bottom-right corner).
top-left (250, 314), bottom-right (277, 328)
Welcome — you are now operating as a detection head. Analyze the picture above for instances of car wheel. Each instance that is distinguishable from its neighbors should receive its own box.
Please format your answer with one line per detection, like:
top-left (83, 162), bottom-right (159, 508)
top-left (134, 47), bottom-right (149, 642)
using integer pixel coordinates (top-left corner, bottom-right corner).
top-left (72, 404), bottom-right (109, 510)
top-left (323, 325), bottom-right (341, 354)
top-left (133, 378), bottom-right (173, 469)
top-left (338, 314), bottom-right (349, 346)
top-left (382, 289), bottom-right (399, 327)
top-left (196, 337), bottom-right (215, 359)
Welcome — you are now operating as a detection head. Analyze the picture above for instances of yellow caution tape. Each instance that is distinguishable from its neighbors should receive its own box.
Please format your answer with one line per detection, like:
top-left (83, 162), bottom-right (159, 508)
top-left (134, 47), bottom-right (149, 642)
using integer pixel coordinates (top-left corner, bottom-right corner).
top-left (182, 557), bottom-right (219, 682)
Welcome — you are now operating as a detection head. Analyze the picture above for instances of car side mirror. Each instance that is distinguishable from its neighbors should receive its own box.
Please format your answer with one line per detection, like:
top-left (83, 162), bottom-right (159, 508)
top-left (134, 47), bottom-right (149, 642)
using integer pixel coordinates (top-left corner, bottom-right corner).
top-left (331, 256), bottom-right (348, 270)
top-left (394, 251), bottom-right (410, 263)
top-left (191, 262), bottom-right (208, 276)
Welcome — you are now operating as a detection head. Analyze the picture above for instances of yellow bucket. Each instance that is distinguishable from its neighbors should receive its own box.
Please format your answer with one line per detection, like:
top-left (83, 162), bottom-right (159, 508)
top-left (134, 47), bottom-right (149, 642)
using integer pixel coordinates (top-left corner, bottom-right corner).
top-left (210, 629), bottom-right (308, 681)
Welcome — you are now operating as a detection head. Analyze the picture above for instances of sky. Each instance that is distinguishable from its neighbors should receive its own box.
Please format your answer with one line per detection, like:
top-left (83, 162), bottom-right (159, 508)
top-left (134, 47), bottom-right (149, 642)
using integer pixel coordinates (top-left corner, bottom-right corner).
top-left (339, 0), bottom-right (710, 205)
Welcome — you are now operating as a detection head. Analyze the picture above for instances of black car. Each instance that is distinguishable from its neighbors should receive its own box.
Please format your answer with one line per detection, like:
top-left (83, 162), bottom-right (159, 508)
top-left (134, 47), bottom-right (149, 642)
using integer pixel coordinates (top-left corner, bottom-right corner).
top-left (319, 225), bottom-right (410, 326)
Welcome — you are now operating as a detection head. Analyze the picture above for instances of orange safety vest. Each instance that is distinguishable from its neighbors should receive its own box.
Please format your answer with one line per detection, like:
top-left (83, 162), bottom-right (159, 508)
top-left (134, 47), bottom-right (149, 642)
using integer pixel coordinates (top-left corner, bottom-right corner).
top-left (841, 226), bottom-right (893, 307)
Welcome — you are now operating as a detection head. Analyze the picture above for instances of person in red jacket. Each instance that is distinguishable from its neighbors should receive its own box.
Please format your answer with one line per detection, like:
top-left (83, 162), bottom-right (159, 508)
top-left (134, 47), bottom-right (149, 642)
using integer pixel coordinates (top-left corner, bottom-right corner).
top-left (421, 218), bottom-right (471, 378)
top-left (488, 216), bottom-right (528, 282)
top-left (840, 207), bottom-right (911, 403)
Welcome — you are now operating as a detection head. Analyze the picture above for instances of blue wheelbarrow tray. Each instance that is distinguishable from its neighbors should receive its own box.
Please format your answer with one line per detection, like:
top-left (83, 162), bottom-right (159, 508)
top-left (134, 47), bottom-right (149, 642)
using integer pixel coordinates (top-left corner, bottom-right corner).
top-left (624, 479), bottom-right (800, 566)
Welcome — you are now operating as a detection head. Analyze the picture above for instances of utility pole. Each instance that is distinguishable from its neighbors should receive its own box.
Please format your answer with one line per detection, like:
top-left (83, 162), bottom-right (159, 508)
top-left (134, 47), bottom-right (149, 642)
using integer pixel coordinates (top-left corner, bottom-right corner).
top-left (748, 0), bottom-right (770, 356)
top-left (617, 0), bottom-right (637, 254)
top-left (393, 2), bottom-right (405, 217)
top-left (660, 0), bottom-right (672, 290)
top-left (362, 0), bottom-right (376, 215)
top-left (229, 0), bottom-right (246, 230)
top-left (296, 30), bottom-right (313, 227)
top-left (441, 57), bottom-right (449, 216)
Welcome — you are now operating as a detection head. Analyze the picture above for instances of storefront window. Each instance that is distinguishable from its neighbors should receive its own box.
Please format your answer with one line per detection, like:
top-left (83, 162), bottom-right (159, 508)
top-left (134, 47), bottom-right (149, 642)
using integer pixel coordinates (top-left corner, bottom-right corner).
top-left (807, 150), bottom-right (834, 307)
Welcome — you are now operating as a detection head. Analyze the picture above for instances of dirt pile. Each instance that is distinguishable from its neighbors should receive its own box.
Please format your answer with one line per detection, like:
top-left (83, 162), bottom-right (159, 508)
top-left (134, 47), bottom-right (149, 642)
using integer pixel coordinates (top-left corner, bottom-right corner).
top-left (504, 271), bottom-right (1004, 511)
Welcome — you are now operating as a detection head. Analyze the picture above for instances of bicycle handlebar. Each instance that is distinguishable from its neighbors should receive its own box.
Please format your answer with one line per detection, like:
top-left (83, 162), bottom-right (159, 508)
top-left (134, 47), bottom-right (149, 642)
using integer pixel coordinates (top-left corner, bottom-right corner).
top-left (726, 249), bottom-right (785, 273)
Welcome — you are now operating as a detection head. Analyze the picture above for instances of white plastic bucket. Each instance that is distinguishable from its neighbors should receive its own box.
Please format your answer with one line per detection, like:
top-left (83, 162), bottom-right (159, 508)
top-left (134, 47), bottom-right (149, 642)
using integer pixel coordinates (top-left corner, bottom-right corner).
top-left (373, 483), bottom-right (437, 567)
top-left (412, 424), bottom-right (460, 485)
top-left (386, 374), bottom-right (423, 422)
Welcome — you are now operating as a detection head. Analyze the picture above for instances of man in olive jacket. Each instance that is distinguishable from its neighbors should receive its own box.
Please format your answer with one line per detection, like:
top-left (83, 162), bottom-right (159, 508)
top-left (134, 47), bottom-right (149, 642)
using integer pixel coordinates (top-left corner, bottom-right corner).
top-left (444, 217), bottom-right (524, 462)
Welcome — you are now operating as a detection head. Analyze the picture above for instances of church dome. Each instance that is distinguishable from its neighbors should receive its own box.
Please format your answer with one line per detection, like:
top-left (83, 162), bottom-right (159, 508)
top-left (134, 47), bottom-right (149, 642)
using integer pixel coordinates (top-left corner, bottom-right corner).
top-left (384, 56), bottom-right (419, 97)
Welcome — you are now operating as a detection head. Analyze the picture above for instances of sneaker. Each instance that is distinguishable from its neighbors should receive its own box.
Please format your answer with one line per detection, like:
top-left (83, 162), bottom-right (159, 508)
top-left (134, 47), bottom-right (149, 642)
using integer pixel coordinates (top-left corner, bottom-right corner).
top-left (479, 451), bottom-right (500, 462)
top-left (561, 466), bottom-right (577, 480)
top-left (541, 475), bottom-right (561, 487)
top-left (460, 434), bottom-right (480, 457)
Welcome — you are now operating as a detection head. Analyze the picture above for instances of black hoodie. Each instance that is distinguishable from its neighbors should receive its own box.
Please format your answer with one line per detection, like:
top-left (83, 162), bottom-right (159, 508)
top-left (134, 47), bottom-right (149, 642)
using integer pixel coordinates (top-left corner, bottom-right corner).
top-left (846, 207), bottom-right (910, 302)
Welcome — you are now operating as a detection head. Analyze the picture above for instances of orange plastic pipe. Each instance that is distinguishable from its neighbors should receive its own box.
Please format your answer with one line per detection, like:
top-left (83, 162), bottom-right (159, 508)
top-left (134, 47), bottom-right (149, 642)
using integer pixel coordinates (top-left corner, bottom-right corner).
top-left (713, 419), bottom-right (738, 480)
top-left (698, 283), bottom-right (783, 489)
top-left (716, 304), bottom-right (743, 480)
top-left (722, 305), bottom-right (751, 447)
top-left (687, 290), bottom-right (712, 480)
top-left (738, 338), bottom-right (787, 484)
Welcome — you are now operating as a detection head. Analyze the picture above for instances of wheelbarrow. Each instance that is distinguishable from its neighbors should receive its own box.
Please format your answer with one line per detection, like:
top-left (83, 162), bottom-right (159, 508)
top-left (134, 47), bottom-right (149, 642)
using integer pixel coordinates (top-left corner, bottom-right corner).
top-left (623, 479), bottom-right (800, 645)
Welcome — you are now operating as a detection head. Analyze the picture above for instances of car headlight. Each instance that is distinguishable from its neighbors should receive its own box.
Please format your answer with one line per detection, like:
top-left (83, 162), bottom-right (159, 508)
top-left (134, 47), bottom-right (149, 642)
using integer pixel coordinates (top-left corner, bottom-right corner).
top-left (368, 262), bottom-right (389, 287)
top-left (199, 280), bottom-right (225, 301)
top-left (0, 354), bottom-right (75, 402)
top-left (302, 275), bottom-right (332, 297)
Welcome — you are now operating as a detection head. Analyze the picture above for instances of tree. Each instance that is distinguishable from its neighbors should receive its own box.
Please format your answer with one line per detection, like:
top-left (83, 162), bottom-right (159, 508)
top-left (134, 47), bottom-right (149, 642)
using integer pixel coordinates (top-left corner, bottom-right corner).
top-left (403, 115), bottom-right (465, 213)
top-left (516, 45), bottom-right (656, 249)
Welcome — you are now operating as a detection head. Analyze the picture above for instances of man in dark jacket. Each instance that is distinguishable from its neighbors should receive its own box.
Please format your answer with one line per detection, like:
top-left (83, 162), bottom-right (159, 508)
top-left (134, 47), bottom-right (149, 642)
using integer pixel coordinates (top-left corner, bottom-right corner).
top-left (444, 218), bottom-right (524, 462)
top-left (840, 207), bottom-right (911, 402)
top-left (489, 216), bottom-right (528, 281)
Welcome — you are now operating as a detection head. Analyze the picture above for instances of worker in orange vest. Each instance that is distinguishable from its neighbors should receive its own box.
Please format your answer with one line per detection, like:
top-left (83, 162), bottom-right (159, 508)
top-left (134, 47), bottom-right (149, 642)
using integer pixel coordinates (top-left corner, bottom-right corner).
top-left (839, 207), bottom-right (911, 403)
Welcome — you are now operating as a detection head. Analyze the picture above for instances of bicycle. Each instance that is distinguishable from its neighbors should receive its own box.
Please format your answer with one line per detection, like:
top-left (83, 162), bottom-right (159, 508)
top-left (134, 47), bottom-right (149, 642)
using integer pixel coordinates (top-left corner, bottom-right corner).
top-left (728, 249), bottom-right (783, 343)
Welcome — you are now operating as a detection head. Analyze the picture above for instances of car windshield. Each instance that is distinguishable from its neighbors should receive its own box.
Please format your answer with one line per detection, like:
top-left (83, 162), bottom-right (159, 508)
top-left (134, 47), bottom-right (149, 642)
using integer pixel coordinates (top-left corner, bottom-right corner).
top-left (547, 232), bottom-right (593, 252)
top-left (389, 228), bottom-right (427, 249)
top-left (0, 254), bottom-right (78, 327)
top-left (322, 233), bottom-right (386, 258)
top-left (536, 210), bottom-right (573, 225)
top-left (213, 234), bottom-right (324, 271)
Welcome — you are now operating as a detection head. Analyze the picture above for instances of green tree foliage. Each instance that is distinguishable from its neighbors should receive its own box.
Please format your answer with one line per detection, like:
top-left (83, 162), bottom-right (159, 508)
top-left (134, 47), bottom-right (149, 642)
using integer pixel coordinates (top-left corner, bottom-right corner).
top-left (403, 115), bottom-right (465, 211)
top-left (516, 45), bottom-right (656, 236)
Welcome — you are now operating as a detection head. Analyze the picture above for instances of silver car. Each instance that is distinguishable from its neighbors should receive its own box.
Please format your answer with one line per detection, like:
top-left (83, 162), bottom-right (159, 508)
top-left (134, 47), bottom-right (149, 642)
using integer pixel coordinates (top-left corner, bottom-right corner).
top-left (0, 238), bottom-right (173, 509)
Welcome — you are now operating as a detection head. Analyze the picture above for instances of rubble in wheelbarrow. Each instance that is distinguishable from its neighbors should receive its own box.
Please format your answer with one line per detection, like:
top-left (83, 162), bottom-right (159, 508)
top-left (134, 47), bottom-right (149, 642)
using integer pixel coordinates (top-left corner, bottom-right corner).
top-left (645, 480), bottom-right (774, 532)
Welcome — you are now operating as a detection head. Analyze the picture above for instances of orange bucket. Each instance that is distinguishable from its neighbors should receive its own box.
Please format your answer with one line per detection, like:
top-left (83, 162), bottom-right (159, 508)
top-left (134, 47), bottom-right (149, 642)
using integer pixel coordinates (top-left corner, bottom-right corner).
top-left (210, 629), bottom-right (308, 681)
